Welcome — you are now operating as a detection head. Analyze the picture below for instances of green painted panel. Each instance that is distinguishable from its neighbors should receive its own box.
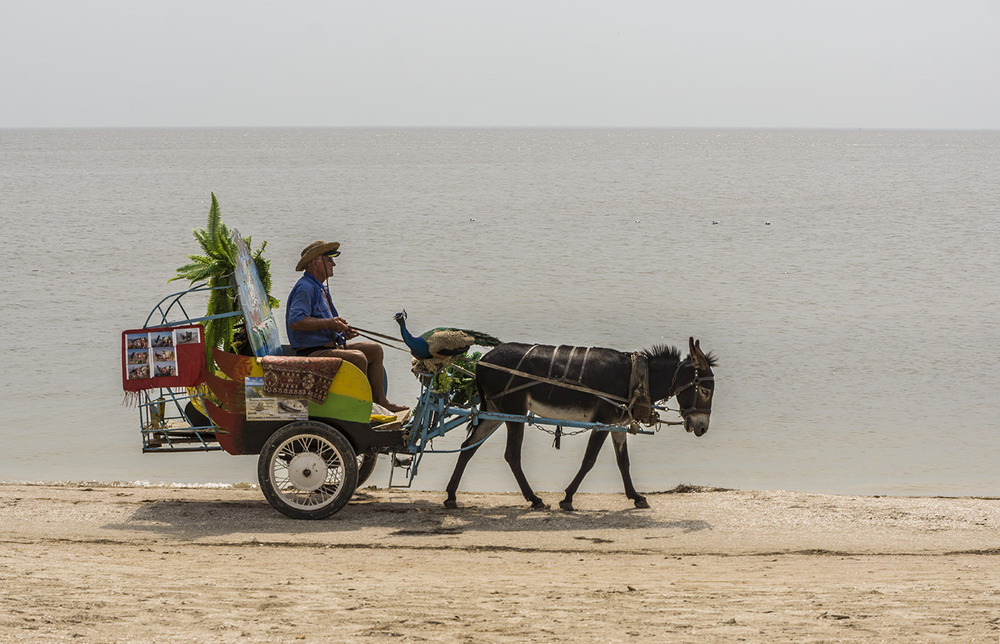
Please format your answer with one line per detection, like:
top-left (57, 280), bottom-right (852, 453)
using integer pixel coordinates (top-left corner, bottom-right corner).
top-left (309, 393), bottom-right (372, 424)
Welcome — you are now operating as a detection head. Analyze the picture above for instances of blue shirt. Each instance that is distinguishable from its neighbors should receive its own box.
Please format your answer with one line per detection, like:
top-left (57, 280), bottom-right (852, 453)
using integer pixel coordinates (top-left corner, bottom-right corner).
top-left (285, 272), bottom-right (346, 349)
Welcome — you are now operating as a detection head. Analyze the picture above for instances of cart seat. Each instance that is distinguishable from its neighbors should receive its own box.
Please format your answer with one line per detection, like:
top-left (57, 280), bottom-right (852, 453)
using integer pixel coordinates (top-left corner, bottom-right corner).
top-left (260, 355), bottom-right (343, 404)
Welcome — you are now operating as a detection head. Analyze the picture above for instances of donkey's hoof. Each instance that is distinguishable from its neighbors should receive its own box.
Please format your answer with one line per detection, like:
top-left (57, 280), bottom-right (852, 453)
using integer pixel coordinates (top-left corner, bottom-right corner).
top-left (444, 499), bottom-right (458, 510)
top-left (530, 499), bottom-right (550, 511)
top-left (633, 497), bottom-right (650, 509)
top-left (559, 500), bottom-right (575, 511)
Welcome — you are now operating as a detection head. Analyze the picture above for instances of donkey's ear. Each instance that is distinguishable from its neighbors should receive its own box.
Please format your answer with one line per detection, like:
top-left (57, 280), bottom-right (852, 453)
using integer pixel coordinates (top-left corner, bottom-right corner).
top-left (690, 337), bottom-right (710, 371)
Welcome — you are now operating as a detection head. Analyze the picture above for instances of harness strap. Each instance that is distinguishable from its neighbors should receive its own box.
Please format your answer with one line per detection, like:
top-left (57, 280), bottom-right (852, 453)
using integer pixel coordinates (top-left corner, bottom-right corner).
top-left (578, 347), bottom-right (592, 380)
top-left (628, 352), bottom-right (653, 425)
top-left (480, 361), bottom-right (632, 404)
top-left (545, 345), bottom-right (561, 380)
top-left (488, 344), bottom-right (543, 403)
top-left (543, 346), bottom-right (567, 401)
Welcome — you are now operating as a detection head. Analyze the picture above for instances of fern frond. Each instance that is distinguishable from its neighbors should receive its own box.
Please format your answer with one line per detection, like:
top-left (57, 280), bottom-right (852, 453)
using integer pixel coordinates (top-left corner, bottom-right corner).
top-left (185, 266), bottom-right (224, 284)
top-left (185, 254), bottom-right (216, 266)
top-left (203, 315), bottom-right (236, 369)
top-left (171, 255), bottom-right (220, 281)
top-left (218, 223), bottom-right (236, 260)
top-left (206, 193), bottom-right (222, 247)
top-left (192, 228), bottom-right (213, 255)
top-left (205, 285), bottom-right (235, 317)
top-left (253, 255), bottom-right (276, 306)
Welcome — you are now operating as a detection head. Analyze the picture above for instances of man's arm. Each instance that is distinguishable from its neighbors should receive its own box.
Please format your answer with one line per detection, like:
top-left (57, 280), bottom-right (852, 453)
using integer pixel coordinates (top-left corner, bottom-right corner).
top-left (289, 315), bottom-right (351, 334)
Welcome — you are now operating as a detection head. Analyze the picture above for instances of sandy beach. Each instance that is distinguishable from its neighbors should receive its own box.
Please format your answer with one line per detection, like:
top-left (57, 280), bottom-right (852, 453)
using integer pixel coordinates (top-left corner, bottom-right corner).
top-left (1, 482), bottom-right (998, 642)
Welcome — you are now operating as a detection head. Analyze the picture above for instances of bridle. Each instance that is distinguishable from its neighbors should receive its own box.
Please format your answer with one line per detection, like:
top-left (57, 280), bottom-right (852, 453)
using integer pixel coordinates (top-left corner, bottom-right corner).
top-left (666, 360), bottom-right (715, 420)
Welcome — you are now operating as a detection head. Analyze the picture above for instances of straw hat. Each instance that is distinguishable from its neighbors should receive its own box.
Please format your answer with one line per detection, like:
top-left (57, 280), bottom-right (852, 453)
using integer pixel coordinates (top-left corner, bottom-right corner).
top-left (296, 240), bottom-right (341, 271)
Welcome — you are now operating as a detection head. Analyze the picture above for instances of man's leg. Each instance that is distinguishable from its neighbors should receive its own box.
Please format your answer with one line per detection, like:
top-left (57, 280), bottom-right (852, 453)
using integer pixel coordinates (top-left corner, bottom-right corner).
top-left (313, 343), bottom-right (407, 412)
top-left (350, 341), bottom-right (408, 412)
top-left (310, 348), bottom-right (368, 374)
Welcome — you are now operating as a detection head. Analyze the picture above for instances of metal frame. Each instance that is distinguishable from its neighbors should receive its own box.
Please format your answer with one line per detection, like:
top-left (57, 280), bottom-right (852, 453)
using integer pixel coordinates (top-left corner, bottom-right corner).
top-left (388, 373), bottom-right (655, 484)
top-left (138, 388), bottom-right (221, 453)
top-left (137, 284), bottom-right (240, 453)
top-left (143, 284), bottom-right (242, 329)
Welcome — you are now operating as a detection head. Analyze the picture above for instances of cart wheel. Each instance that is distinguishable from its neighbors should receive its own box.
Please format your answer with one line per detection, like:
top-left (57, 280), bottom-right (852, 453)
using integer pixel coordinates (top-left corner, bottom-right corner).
top-left (257, 420), bottom-right (358, 520)
top-left (357, 451), bottom-right (378, 487)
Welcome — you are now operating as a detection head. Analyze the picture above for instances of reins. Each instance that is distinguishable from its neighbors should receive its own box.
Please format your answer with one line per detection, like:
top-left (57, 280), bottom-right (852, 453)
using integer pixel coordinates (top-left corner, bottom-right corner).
top-left (349, 325), bottom-right (410, 352)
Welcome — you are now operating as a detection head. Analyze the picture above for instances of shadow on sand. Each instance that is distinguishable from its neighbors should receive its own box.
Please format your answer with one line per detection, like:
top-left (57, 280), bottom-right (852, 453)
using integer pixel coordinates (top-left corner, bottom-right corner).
top-left (102, 487), bottom-right (714, 543)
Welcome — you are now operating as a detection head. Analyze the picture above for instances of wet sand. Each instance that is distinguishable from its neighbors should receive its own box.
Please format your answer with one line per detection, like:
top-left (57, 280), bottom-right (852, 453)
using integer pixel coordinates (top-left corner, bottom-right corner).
top-left (1, 483), bottom-right (999, 642)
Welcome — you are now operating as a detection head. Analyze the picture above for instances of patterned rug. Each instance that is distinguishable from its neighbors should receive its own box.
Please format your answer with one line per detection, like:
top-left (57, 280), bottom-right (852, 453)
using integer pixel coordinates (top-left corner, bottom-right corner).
top-left (261, 356), bottom-right (343, 404)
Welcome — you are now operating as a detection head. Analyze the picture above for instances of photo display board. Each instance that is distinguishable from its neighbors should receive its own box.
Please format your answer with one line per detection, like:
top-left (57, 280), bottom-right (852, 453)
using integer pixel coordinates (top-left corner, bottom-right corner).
top-left (122, 324), bottom-right (205, 391)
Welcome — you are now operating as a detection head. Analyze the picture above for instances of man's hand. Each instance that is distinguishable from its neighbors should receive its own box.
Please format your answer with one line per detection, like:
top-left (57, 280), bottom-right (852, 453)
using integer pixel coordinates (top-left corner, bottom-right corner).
top-left (328, 316), bottom-right (352, 334)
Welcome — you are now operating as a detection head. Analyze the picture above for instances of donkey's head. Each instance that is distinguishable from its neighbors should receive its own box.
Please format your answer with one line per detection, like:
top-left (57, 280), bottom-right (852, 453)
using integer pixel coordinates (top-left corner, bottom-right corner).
top-left (674, 337), bottom-right (716, 437)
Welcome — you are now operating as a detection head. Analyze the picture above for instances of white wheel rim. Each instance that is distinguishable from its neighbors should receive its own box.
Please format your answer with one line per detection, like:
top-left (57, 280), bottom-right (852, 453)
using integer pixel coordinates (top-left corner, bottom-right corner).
top-left (269, 433), bottom-right (347, 510)
top-left (287, 452), bottom-right (328, 492)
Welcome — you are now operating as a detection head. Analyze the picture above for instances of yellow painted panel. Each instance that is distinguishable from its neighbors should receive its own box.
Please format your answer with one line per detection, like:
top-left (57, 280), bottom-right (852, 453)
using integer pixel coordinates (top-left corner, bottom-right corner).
top-left (308, 361), bottom-right (373, 423)
top-left (331, 361), bottom-right (371, 399)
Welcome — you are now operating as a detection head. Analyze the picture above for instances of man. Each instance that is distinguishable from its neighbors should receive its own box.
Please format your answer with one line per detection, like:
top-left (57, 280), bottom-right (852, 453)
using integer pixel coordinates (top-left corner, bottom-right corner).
top-left (286, 240), bottom-right (407, 412)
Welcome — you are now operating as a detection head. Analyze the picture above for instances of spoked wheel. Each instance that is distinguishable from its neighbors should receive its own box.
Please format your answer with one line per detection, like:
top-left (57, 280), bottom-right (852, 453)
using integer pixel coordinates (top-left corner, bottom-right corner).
top-left (257, 420), bottom-right (358, 520)
top-left (356, 451), bottom-right (379, 487)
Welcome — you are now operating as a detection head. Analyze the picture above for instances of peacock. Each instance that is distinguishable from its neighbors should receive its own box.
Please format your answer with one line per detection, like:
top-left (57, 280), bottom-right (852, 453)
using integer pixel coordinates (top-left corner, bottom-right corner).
top-left (393, 310), bottom-right (501, 373)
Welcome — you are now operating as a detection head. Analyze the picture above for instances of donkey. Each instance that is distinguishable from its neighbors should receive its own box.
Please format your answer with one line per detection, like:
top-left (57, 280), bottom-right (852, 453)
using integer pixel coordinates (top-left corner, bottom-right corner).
top-left (443, 337), bottom-right (716, 511)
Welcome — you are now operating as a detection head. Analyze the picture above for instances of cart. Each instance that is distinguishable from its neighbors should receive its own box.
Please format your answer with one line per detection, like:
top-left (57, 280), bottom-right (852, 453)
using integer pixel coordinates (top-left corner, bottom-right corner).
top-left (123, 231), bottom-right (655, 519)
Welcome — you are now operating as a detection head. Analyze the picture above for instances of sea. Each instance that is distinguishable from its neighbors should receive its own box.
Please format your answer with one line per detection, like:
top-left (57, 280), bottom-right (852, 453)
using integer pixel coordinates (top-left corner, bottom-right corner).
top-left (1, 128), bottom-right (997, 497)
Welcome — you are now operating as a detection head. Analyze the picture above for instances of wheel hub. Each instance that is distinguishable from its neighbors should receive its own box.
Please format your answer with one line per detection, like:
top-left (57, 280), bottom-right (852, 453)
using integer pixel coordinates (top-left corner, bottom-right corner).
top-left (286, 452), bottom-right (329, 492)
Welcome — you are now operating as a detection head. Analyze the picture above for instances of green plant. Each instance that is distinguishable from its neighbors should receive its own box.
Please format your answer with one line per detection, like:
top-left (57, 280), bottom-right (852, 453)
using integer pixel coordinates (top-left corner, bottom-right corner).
top-left (170, 193), bottom-right (279, 368)
top-left (432, 351), bottom-right (483, 406)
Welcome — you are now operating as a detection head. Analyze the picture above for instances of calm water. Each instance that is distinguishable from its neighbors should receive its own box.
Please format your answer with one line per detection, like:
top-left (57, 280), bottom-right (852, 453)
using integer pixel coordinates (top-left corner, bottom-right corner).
top-left (1, 128), bottom-right (997, 496)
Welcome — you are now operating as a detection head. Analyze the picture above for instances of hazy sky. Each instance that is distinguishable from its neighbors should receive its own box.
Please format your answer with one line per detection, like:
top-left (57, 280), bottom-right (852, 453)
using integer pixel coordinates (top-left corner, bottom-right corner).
top-left (2, 0), bottom-right (998, 129)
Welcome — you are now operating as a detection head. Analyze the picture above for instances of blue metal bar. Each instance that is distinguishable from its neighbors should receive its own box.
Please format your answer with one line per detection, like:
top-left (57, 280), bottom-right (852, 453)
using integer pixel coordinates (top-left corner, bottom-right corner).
top-left (142, 284), bottom-right (241, 328)
top-left (396, 374), bottom-right (656, 482)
